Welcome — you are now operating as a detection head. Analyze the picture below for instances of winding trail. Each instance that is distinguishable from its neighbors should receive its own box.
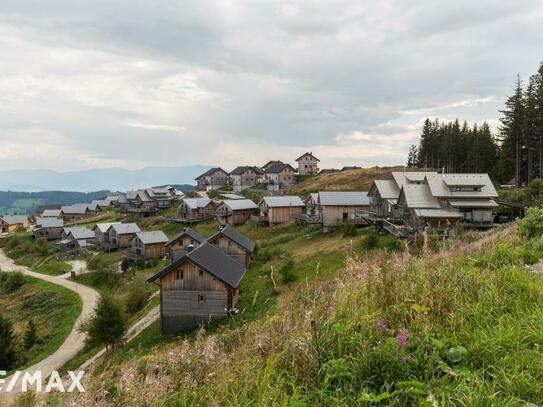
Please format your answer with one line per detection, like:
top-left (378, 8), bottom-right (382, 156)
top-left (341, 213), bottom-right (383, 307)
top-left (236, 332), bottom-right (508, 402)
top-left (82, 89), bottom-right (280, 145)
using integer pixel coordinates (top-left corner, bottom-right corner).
top-left (0, 250), bottom-right (100, 403)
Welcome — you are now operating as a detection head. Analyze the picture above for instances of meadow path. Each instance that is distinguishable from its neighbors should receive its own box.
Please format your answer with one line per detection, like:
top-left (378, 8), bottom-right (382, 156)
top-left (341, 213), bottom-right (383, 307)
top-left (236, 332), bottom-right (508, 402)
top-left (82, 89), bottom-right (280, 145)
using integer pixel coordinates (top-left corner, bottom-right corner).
top-left (0, 249), bottom-right (100, 403)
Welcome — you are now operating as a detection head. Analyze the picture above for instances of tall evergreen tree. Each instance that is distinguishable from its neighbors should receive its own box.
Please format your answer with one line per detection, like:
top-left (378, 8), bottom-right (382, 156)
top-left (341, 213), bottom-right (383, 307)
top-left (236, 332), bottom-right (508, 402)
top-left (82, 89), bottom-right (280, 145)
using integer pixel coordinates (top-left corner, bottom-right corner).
top-left (0, 315), bottom-right (18, 371)
top-left (24, 319), bottom-right (38, 350)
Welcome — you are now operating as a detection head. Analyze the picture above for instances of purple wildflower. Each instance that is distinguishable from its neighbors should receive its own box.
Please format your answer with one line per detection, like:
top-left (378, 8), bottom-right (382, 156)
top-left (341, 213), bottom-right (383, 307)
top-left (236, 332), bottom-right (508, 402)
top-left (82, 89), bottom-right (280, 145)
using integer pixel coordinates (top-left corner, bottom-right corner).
top-left (403, 355), bottom-right (412, 363)
top-left (395, 328), bottom-right (410, 349)
top-left (376, 319), bottom-right (388, 332)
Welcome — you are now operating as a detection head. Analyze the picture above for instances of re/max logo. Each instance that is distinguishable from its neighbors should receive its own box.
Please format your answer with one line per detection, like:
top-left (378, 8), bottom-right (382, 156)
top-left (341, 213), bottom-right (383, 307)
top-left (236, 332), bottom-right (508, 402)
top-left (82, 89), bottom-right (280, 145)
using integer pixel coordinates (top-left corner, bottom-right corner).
top-left (0, 371), bottom-right (85, 393)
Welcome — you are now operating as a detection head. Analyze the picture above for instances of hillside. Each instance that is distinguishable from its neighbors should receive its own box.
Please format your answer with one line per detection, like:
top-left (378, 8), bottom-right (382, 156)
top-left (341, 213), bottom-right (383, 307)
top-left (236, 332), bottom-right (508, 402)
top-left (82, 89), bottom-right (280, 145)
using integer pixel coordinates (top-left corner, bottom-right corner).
top-left (288, 166), bottom-right (405, 195)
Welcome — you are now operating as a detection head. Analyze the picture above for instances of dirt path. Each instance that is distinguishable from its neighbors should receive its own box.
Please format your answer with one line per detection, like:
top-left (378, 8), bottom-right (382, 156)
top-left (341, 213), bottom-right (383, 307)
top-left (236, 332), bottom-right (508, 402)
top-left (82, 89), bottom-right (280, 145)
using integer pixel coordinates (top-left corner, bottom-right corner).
top-left (58, 259), bottom-right (90, 278)
top-left (0, 250), bottom-right (100, 403)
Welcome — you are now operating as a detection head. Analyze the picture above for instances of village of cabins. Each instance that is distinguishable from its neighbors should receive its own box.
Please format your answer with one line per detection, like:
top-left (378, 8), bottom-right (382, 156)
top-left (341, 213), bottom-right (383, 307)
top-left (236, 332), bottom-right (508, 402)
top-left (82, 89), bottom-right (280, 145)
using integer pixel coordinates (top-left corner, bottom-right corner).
top-left (0, 152), bottom-right (508, 334)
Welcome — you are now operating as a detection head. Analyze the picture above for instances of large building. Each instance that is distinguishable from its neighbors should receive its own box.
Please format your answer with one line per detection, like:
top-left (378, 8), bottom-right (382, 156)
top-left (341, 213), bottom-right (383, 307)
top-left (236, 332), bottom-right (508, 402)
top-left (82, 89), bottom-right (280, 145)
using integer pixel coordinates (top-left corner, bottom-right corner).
top-left (295, 152), bottom-right (320, 175)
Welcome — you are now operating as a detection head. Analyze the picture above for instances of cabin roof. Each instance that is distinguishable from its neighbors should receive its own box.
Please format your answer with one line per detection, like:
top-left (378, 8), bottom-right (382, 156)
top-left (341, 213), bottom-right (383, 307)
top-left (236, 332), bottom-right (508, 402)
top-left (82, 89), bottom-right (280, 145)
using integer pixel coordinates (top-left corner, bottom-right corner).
top-left (229, 166), bottom-right (264, 176)
top-left (36, 218), bottom-right (64, 228)
top-left (398, 185), bottom-right (441, 209)
top-left (414, 208), bottom-right (463, 219)
top-left (92, 222), bottom-right (121, 233)
top-left (318, 191), bottom-right (370, 206)
top-left (219, 193), bottom-right (245, 200)
top-left (165, 228), bottom-right (206, 247)
top-left (295, 152), bottom-right (320, 162)
top-left (448, 199), bottom-right (499, 208)
top-left (195, 167), bottom-right (228, 180)
top-left (220, 199), bottom-right (259, 211)
top-left (61, 204), bottom-right (89, 214)
top-left (1, 215), bottom-right (28, 225)
top-left (111, 223), bottom-right (141, 235)
top-left (264, 162), bottom-right (295, 174)
top-left (260, 196), bottom-right (305, 208)
top-left (391, 171), bottom-right (437, 189)
top-left (180, 198), bottom-right (211, 210)
top-left (40, 209), bottom-right (61, 217)
top-left (207, 225), bottom-right (255, 253)
top-left (371, 180), bottom-right (400, 199)
top-left (65, 227), bottom-right (94, 240)
top-left (135, 231), bottom-right (169, 245)
top-left (147, 242), bottom-right (247, 288)
top-left (425, 174), bottom-right (498, 198)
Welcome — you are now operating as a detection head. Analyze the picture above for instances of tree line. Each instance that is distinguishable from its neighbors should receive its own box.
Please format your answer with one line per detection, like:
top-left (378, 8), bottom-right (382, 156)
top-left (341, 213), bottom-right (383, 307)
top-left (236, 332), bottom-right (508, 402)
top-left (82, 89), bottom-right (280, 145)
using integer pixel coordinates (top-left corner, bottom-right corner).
top-left (408, 62), bottom-right (543, 186)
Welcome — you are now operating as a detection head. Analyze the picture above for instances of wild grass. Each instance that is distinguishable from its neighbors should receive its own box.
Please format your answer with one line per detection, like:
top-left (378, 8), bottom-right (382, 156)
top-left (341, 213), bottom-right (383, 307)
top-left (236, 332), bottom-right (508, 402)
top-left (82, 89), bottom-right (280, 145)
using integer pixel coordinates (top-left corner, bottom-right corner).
top-left (0, 273), bottom-right (82, 374)
top-left (53, 224), bottom-right (543, 406)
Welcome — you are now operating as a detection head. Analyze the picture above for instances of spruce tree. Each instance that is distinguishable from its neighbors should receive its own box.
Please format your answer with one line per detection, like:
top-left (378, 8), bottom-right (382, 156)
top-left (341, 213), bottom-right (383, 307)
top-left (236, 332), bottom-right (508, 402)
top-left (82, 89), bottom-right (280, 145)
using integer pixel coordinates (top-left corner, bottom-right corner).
top-left (84, 296), bottom-right (126, 351)
top-left (23, 319), bottom-right (38, 350)
top-left (0, 315), bottom-right (18, 371)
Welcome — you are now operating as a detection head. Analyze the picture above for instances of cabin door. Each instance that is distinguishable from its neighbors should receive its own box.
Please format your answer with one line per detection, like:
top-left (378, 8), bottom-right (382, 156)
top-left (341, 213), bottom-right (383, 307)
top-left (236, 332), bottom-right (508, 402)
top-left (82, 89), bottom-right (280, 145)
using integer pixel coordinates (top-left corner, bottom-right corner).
top-left (342, 212), bottom-right (348, 222)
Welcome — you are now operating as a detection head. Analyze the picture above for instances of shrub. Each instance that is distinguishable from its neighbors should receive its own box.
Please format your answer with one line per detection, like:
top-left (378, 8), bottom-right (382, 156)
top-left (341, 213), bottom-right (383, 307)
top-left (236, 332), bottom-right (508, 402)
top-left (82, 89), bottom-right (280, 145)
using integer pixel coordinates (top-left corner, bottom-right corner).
top-left (519, 207), bottom-right (543, 238)
top-left (82, 295), bottom-right (126, 351)
top-left (279, 256), bottom-right (296, 284)
top-left (124, 281), bottom-right (150, 314)
top-left (254, 246), bottom-right (283, 263)
top-left (342, 221), bottom-right (357, 237)
top-left (0, 272), bottom-right (26, 293)
top-left (361, 230), bottom-right (379, 250)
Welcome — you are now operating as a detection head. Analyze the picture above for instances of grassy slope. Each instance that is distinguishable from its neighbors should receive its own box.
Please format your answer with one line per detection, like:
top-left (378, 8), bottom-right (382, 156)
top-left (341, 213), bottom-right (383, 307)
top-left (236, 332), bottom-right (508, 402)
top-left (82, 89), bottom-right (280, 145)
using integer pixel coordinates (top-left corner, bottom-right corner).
top-left (0, 273), bottom-right (82, 373)
top-left (54, 225), bottom-right (543, 406)
top-left (287, 165), bottom-right (404, 196)
top-left (0, 233), bottom-right (73, 275)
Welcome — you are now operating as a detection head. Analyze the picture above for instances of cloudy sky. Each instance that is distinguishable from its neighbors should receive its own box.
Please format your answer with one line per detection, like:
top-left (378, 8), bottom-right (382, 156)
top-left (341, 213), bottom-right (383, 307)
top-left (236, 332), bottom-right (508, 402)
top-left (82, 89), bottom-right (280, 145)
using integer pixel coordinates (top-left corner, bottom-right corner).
top-left (0, 1), bottom-right (542, 172)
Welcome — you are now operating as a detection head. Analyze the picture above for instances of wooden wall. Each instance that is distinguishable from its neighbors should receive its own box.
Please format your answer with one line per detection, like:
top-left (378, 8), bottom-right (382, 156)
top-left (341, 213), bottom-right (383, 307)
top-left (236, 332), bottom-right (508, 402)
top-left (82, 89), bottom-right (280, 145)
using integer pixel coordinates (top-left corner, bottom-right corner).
top-left (322, 205), bottom-right (369, 227)
top-left (268, 206), bottom-right (303, 224)
top-left (209, 235), bottom-right (249, 266)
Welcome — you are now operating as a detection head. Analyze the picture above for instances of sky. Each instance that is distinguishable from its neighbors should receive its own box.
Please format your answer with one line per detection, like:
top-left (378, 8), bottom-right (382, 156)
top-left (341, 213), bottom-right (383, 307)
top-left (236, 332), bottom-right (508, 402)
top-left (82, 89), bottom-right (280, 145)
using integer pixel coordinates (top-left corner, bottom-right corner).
top-left (0, 1), bottom-right (542, 172)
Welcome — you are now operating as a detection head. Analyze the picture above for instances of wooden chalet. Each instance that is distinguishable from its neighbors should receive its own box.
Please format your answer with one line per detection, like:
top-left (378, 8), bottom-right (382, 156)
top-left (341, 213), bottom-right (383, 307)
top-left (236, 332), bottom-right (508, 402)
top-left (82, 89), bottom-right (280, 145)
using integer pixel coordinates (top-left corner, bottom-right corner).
top-left (147, 242), bottom-right (247, 334)
top-left (229, 166), bottom-right (264, 192)
top-left (295, 152), bottom-right (320, 175)
top-left (263, 162), bottom-right (296, 191)
top-left (104, 223), bottom-right (141, 249)
top-left (257, 196), bottom-right (305, 225)
top-left (165, 228), bottom-right (206, 261)
top-left (33, 218), bottom-right (64, 240)
top-left (129, 231), bottom-right (169, 260)
top-left (40, 209), bottom-right (62, 218)
top-left (91, 200), bottom-right (112, 210)
top-left (195, 167), bottom-right (229, 191)
top-left (215, 199), bottom-right (259, 226)
top-left (317, 191), bottom-right (370, 228)
top-left (35, 204), bottom-right (61, 217)
top-left (60, 204), bottom-right (92, 221)
top-left (56, 227), bottom-right (95, 251)
top-left (177, 198), bottom-right (215, 223)
top-left (146, 187), bottom-right (175, 208)
top-left (92, 222), bottom-right (121, 249)
top-left (207, 225), bottom-right (255, 267)
top-left (120, 190), bottom-right (158, 216)
top-left (0, 215), bottom-right (30, 233)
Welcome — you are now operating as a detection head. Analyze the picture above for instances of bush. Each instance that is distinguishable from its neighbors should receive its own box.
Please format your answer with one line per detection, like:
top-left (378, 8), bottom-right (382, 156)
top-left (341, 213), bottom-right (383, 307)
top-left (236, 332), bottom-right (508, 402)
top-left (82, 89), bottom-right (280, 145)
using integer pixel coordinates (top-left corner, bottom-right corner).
top-left (361, 230), bottom-right (379, 250)
top-left (254, 246), bottom-right (284, 263)
top-left (342, 221), bottom-right (357, 237)
top-left (0, 272), bottom-right (26, 293)
top-left (124, 281), bottom-right (150, 314)
top-left (279, 256), bottom-right (296, 284)
top-left (519, 207), bottom-right (543, 238)
top-left (82, 295), bottom-right (126, 351)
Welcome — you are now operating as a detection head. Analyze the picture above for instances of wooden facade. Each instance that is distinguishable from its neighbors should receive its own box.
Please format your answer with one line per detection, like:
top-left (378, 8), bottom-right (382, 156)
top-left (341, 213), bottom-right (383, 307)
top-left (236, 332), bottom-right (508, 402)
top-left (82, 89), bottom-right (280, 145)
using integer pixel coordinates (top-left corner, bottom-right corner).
top-left (260, 203), bottom-right (303, 225)
top-left (321, 204), bottom-right (369, 227)
top-left (131, 239), bottom-right (167, 259)
top-left (208, 235), bottom-right (250, 266)
top-left (0, 216), bottom-right (30, 233)
top-left (33, 226), bottom-right (63, 240)
top-left (195, 168), bottom-right (229, 191)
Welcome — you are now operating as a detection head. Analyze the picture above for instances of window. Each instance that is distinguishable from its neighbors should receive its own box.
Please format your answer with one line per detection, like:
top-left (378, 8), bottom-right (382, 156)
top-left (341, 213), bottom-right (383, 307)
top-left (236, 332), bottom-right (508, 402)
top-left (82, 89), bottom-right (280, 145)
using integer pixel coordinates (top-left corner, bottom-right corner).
top-left (198, 294), bottom-right (205, 303)
top-left (176, 269), bottom-right (184, 280)
top-left (199, 269), bottom-right (204, 276)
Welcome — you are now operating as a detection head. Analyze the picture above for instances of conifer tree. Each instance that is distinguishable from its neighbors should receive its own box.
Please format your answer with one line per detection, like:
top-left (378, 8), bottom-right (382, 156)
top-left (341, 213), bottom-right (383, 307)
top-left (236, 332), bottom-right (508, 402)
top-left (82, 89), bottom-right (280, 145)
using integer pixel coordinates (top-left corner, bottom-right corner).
top-left (0, 315), bottom-right (18, 370)
top-left (23, 319), bottom-right (38, 350)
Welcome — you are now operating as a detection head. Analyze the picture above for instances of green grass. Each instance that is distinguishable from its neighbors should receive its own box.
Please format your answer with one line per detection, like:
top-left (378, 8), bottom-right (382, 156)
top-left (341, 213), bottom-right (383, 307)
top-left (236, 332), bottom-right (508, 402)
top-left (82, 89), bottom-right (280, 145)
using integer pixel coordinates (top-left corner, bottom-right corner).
top-left (0, 273), bottom-right (82, 373)
top-left (35, 259), bottom-right (73, 275)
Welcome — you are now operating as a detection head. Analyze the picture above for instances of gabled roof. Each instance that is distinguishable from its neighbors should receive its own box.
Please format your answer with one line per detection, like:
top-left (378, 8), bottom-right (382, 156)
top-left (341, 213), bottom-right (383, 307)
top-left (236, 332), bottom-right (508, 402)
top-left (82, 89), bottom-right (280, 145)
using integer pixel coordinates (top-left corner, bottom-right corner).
top-left (147, 242), bottom-right (247, 288)
top-left (126, 190), bottom-right (153, 202)
top-left (41, 209), bottom-right (62, 217)
top-left (180, 198), bottom-right (212, 210)
top-left (264, 162), bottom-right (295, 174)
top-left (66, 227), bottom-right (95, 240)
top-left (135, 231), bottom-right (169, 245)
top-left (219, 193), bottom-right (245, 200)
top-left (61, 204), bottom-right (90, 215)
top-left (87, 203), bottom-right (99, 211)
top-left (219, 199), bottom-right (259, 211)
top-left (262, 160), bottom-right (283, 171)
top-left (295, 152), bottom-right (320, 162)
top-left (36, 204), bottom-right (62, 213)
top-left (195, 167), bottom-right (228, 180)
top-left (36, 218), bottom-right (64, 228)
top-left (391, 171), bottom-right (437, 189)
top-left (146, 187), bottom-right (172, 198)
top-left (318, 191), bottom-right (370, 206)
top-left (229, 166), bottom-right (264, 176)
top-left (91, 200), bottom-right (110, 207)
top-left (369, 180), bottom-right (400, 200)
top-left (1, 215), bottom-right (29, 225)
top-left (165, 228), bottom-right (206, 247)
top-left (111, 223), bottom-right (141, 235)
top-left (260, 196), bottom-right (305, 208)
top-left (207, 225), bottom-right (255, 253)
top-left (92, 222), bottom-right (121, 233)
top-left (425, 174), bottom-right (498, 198)
top-left (398, 185), bottom-right (440, 209)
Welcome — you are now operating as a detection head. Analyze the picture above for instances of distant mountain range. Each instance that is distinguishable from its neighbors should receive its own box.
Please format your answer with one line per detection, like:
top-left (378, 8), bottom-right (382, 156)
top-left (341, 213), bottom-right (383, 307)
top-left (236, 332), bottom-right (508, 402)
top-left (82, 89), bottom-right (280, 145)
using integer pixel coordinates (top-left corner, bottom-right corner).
top-left (0, 165), bottom-right (211, 192)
